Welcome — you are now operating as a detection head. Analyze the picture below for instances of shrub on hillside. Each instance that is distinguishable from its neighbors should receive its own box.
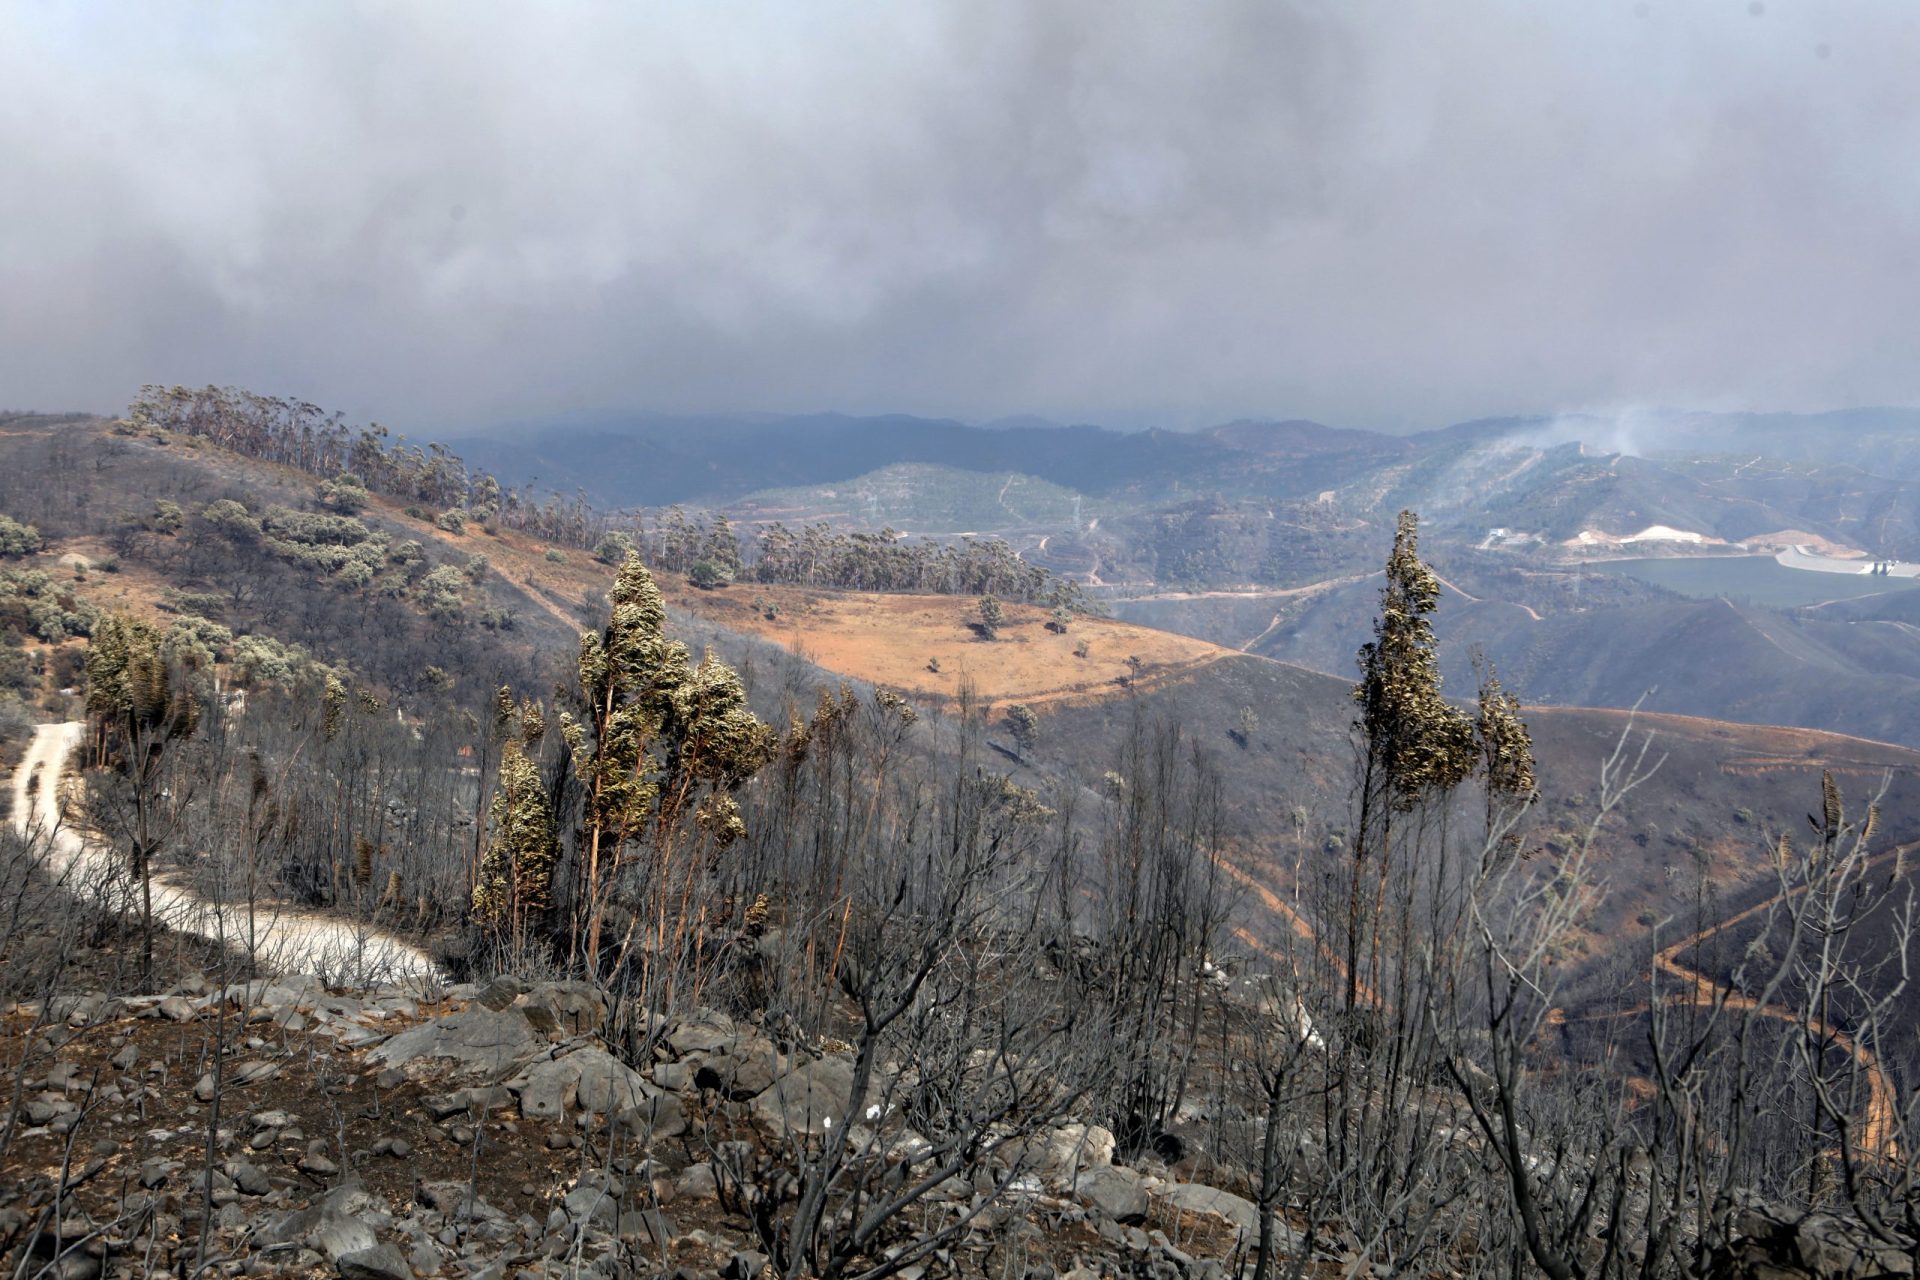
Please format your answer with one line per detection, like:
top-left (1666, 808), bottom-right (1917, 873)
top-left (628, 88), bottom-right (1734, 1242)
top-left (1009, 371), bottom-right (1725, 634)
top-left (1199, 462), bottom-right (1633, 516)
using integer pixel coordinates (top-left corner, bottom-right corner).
top-left (0, 515), bottom-right (43, 557)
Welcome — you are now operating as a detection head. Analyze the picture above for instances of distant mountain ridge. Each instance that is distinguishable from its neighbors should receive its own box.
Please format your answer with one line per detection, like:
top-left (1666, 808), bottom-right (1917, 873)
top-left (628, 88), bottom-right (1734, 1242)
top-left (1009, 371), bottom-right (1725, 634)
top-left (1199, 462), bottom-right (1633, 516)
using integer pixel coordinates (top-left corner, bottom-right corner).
top-left (449, 412), bottom-right (1409, 508)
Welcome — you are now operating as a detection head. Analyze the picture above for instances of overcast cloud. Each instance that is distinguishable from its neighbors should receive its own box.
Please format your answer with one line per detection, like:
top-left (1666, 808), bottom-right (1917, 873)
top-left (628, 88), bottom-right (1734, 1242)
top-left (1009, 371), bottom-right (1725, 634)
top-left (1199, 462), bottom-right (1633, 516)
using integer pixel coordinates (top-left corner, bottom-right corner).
top-left (1, 1), bottom-right (1915, 433)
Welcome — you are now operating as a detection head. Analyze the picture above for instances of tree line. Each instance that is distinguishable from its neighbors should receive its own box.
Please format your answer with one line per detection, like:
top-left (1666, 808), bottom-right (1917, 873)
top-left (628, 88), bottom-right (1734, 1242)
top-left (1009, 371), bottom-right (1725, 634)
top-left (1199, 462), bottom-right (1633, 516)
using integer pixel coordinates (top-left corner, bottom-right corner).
top-left (132, 385), bottom-right (1088, 608)
top-left (615, 508), bottom-right (1088, 607)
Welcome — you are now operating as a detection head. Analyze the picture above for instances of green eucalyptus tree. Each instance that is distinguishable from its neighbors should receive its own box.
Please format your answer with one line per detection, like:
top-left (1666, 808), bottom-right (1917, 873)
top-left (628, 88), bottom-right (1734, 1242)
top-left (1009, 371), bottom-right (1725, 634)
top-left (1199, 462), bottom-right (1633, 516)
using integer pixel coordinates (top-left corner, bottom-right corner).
top-left (84, 611), bottom-right (203, 985)
top-left (560, 553), bottom-right (771, 980)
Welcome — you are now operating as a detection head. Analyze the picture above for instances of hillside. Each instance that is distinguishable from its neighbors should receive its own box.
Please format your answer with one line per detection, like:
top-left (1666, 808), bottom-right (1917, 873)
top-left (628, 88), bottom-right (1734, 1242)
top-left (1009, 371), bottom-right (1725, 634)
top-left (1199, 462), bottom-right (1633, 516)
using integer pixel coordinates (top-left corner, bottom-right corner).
top-left (1033, 653), bottom-right (1920, 981)
top-left (662, 571), bottom-right (1920, 1002)
top-left (7, 408), bottom-right (1920, 1279)
top-left (14, 409), bottom-right (1916, 979)
top-left (0, 413), bottom-right (607, 707)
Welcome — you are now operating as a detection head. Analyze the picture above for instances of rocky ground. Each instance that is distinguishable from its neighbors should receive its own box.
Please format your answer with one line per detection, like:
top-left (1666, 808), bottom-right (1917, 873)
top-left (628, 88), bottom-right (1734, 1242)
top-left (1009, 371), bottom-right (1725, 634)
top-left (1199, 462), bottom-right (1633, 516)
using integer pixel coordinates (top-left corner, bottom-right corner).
top-left (0, 976), bottom-right (1274, 1279)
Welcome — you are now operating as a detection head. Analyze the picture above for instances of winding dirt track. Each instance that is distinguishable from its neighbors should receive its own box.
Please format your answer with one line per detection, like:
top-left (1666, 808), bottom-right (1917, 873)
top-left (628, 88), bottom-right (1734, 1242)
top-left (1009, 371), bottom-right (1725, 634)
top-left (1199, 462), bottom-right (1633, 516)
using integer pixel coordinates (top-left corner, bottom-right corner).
top-left (1649, 843), bottom-right (1914, 1162)
top-left (11, 722), bottom-right (442, 985)
top-left (1224, 842), bottom-right (1905, 1160)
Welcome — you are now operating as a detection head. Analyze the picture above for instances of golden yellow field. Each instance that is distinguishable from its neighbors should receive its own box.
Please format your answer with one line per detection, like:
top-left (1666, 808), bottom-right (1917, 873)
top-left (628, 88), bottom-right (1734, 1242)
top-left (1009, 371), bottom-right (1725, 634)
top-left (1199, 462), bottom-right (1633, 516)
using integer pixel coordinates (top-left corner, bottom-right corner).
top-left (665, 580), bottom-right (1231, 707)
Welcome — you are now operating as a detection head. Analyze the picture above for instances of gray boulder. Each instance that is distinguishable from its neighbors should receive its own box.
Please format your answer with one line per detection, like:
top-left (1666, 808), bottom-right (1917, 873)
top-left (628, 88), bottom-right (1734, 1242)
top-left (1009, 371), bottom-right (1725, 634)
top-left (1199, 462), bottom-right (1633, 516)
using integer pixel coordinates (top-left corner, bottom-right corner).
top-left (752, 1056), bottom-right (858, 1138)
top-left (1156, 1182), bottom-right (1258, 1232)
top-left (417, 1181), bottom-right (505, 1222)
top-left (513, 981), bottom-right (607, 1039)
top-left (335, 1243), bottom-right (411, 1280)
top-left (508, 1047), bottom-right (654, 1120)
top-left (666, 1008), bottom-right (737, 1055)
top-left (1075, 1166), bottom-right (1149, 1225)
top-left (614, 1091), bottom-right (688, 1140)
top-left (1155, 1183), bottom-right (1304, 1252)
top-left (698, 1037), bottom-right (783, 1098)
top-left (366, 1004), bottom-right (542, 1080)
top-left (675, 1163), bottom-right (719, 1201)
top-left (573, 1048), bottom-right (655, 1114)
top-left (311, 1214), bottom-right (377, 1262)
top-left (228, 1162), bottom-right (272, 1197)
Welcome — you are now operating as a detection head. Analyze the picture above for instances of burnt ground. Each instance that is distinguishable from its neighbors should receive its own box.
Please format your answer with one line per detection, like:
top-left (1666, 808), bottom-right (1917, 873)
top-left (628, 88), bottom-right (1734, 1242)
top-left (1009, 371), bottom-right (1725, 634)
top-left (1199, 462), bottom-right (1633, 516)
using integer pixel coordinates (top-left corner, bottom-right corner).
top-left (0, 984), bottom-right (1248, 1280)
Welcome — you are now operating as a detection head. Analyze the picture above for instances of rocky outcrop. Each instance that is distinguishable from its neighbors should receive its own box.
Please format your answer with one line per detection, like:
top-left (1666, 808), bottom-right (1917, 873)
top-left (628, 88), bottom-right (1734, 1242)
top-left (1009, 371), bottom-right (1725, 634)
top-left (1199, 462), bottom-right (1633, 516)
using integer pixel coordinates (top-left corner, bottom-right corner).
top-left (1713, 1206), bottom-right (1916, 1280)
top-left (0, 975), bottom-right (1316, 1280)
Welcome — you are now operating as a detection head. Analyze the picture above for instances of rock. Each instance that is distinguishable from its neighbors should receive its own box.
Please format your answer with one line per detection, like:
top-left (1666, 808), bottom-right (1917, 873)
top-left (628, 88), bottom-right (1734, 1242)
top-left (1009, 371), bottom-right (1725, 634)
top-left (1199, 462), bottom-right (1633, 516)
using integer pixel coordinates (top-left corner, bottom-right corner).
top-left (510, 1047), bottom-right (654, 1121)
top-left (1006, 1123), bottom-right (1114, 1190)
top-left (22, 1097), bottom-right (68, 1125)
top-left (751, 1056), bottom-right (858, 1138)
top-left (1156, 1182), bottom-right (1256, 1230)
top-left (650, 1061), bottom-right (694, 1093)
top-left (336, 1243), bottom-right (411, 1280)
top-left (193, 1072), bottom-right (217, 1102)
top-left (229, 1060), bottom-right (281, 1086)
top-left (512, 1057), bottom-right (580, 1120)
top-left (513, 982), bottom-right (607, 1039)
top-left (299, 1153), bottom-right (342, 1177)
top-left (52, 992), bottom-right (114, 1025)
top-left (616, 1209), bottom-right (675, 1248)
top-left (574, 1049), bottom-right (655, 1115)
top-left (1152, 1182), bottom-right (1300, 1251)
top-left (367, 1005), bottom-right (543, 1081)
top-left (666, 1009), bottom-right (737, 1056)
top-left (698, 1038), bottom-right (783, 1098)
top-left (725, 1251), bottom-right (769, 1280)
top-left (674, 1163), bottom-right (719, 1201)
top-left (1714, 1206), bottom-right (1917, 1280)
top-left (615, 1091), bottom-right (687, 1140)
top-left (476, 975), bottom-right (531, 1010)
top-left (1075, 1166), bottom-right (1149, 1225)
top-left (418, 1181), bottom-right (505, 1222)
top-left (312, 1213), bottom-right (378, 1261)
top-left (229, 1162), bottom-right (272, 1196)
top-left (157, 995), bottom-right (199, 1022)
top-left (563, 1183), bottom-right (621, 1229)
top-left (189, 1167), bottom-right (233, 1196)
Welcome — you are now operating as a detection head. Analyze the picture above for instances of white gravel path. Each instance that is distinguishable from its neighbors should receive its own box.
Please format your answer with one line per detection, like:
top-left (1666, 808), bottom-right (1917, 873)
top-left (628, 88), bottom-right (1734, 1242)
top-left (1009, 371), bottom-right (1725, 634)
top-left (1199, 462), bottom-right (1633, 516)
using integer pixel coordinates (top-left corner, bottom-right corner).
top-left (11, 721), bottom-right (442, 984)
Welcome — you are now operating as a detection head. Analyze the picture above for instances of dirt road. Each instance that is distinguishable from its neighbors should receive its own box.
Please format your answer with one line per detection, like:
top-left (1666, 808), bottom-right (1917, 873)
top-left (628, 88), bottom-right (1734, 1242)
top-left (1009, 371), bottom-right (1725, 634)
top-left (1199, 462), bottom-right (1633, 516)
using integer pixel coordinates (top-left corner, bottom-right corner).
top-left (12, 722), bottom-right (442, 985)
top-left (1651, 845), bottom-right (1911, 1161)
top-left (1224, 836), bottom-right (1903, 1160)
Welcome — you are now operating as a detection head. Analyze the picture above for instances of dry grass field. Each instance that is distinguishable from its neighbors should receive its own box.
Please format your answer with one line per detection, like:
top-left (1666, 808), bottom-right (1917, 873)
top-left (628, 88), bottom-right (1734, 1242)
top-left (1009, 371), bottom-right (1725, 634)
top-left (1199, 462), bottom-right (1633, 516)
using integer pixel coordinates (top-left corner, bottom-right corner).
top-left (664, 580), bottom-right (1231, 706)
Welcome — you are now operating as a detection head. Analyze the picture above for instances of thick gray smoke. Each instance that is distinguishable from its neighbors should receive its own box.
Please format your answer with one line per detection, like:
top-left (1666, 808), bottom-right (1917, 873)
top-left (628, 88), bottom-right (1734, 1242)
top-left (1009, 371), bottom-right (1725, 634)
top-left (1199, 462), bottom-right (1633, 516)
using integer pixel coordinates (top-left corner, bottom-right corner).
top-left (1, 1), bottom-right (1913, 433)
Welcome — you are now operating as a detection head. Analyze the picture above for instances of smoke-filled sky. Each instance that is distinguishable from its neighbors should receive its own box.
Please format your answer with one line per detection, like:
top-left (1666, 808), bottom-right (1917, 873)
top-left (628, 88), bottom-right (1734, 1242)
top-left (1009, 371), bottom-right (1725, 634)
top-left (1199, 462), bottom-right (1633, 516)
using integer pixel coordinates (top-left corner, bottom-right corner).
top-left (2, 2), bottom-right (1915, 433)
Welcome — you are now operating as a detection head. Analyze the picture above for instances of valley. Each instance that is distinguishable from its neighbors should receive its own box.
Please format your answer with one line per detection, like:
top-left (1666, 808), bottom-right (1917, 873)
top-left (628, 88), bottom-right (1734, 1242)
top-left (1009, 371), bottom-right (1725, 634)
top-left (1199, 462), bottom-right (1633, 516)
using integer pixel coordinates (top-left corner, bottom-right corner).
top-left (11, 14), bottom-right (1919, 1274)
top-left (4, 404), bottom-right (1919, 1279)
